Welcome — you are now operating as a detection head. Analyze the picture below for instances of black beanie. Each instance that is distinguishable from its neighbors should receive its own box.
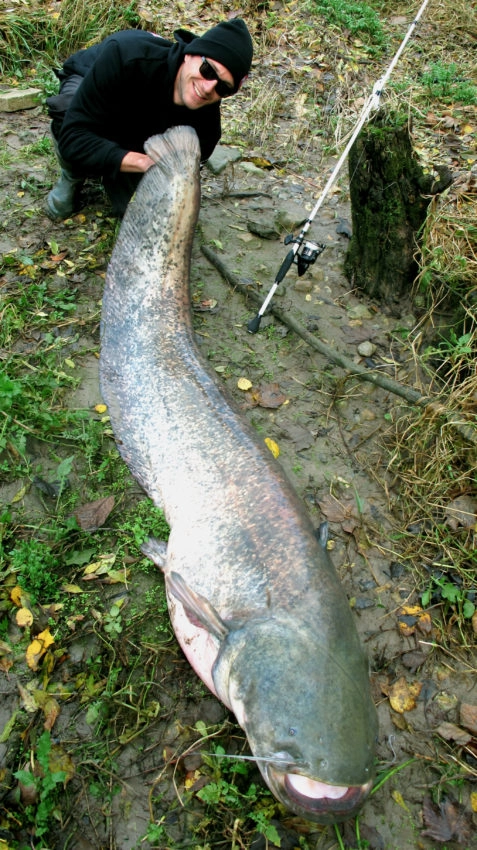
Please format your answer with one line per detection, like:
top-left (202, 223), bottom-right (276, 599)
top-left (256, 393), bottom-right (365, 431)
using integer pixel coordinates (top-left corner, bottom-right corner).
top-left (183, 18), bottom-right (253, 90)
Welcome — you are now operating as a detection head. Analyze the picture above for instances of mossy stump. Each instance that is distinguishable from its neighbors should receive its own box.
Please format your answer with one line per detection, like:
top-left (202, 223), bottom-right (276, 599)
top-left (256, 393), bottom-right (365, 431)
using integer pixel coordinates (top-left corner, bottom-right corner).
top-left (344, 110), bottom-right (449, 302)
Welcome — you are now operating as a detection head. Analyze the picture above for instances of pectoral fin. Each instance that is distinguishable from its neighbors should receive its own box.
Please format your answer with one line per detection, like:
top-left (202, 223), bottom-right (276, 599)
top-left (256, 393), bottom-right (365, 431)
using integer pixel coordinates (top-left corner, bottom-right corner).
top-left (141, 537), bottom-right (168, 567)
top-left (168, 571), bottom-right (229, 642)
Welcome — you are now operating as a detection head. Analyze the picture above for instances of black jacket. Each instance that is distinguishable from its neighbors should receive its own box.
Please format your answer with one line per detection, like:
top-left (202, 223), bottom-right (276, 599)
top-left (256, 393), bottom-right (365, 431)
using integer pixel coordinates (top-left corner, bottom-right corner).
top-left (56, 29), bottom-right (222, 179)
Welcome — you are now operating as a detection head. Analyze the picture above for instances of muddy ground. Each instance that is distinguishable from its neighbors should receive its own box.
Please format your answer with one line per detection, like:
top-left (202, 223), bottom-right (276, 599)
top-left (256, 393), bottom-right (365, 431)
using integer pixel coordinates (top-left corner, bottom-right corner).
top-left (1, 104), bottom-right (476, 850)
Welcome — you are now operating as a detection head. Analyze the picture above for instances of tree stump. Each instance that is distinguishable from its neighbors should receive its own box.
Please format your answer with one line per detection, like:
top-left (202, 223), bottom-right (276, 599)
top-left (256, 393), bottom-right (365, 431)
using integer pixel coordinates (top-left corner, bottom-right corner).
top-left (344, 109), bottom-right (451, 302)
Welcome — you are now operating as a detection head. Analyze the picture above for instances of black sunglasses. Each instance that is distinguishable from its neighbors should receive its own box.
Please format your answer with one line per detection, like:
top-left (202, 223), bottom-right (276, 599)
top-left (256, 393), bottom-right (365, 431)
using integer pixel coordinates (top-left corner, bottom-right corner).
top-left (199, 57), bottom-right (235, 98)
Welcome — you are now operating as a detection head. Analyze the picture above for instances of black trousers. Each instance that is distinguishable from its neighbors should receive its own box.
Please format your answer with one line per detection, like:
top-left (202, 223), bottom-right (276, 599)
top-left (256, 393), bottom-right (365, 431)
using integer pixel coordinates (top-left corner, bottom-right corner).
top-left (47, 75), bottom-right (141, 217)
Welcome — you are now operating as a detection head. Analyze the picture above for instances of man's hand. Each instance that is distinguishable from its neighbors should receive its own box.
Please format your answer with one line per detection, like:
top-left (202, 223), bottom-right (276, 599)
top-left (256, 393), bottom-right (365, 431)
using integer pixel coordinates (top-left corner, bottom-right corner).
top-left (120, 151), bottom-right (155, 173)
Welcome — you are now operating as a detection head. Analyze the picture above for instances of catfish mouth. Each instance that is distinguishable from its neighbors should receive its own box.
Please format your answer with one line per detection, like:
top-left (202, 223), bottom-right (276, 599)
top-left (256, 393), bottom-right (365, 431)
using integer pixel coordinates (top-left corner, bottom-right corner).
top-left (267, 768), bottom-right (373, 824)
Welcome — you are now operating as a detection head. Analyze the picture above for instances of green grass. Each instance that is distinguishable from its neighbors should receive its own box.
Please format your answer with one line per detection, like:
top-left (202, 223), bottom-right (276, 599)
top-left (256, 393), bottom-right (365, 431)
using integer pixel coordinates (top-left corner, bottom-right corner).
top-left (309, 0), bottom-right (387, 48)
top-left (422, 61), bottom-right (477, 105)
top-left (0, 0), bottom-right (141, 77)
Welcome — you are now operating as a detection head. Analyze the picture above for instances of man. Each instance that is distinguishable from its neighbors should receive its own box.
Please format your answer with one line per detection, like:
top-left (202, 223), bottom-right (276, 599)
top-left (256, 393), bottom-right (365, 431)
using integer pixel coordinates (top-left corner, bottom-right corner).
top-left (46, 18), bottom-right (253, 218)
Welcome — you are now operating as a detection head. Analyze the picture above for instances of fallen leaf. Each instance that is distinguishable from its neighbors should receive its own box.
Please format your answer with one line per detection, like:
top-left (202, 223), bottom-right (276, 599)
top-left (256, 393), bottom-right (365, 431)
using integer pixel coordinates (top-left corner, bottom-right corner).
top-left (264, 437), bottom-right (280, 458)
top-left (237, 377), bottom-right (252, 391)
top-left (18, 684), bottom-right (38, 713)
top-left (83, 554), bottom-right (116, 577)
top-left (11, 483), bottom-right (29, 503)
top-left (422, 795), bottom-right (472, 843)
top-left (444, 495), bottom-right (477, 530)
top-left (25, 628), bottom-right (54, 671)
top-left (61, 583), bottom-right (84, 594)
top-left (193, 298), bottom-right (218, 312)
top-left (15, 607), bottom-right (33, 628)
top-left (49, 744), bottom-right (75, 783)
top-left (74, 495), bottom-right (115, 531)
top-left (318, 493), bottom-right (360, 533)
top-left (94, 403), bottom-right (107, 414)
top-left (254, 382), bottom-right (287, 409)
top-left (392, 789), bottom-right (411, 812)
top-left (397, 605), bottom-right (432, 637)
top-left (436, 721), bottom-right (472, 746)
top-left (389, 676), bottom-right (421, 713)
top-left (460, 702), bottom-right (477, 735)
top-left (10, 585), bottom-right (24, 606)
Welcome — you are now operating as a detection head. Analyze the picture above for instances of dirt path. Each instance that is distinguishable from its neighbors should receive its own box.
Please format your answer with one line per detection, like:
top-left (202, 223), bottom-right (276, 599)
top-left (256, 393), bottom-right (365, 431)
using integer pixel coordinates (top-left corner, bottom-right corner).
top-left (1, 105), bottom-right (476, 850)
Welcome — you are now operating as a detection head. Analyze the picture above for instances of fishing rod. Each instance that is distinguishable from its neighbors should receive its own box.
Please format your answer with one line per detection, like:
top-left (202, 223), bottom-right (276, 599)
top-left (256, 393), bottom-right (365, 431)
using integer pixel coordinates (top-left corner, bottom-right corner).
top-left (247, 0), bottom-right (432, 334)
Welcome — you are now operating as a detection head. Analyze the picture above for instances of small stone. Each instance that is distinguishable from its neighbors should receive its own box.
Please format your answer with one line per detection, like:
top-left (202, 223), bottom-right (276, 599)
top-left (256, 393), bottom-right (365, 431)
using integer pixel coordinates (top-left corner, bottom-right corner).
top-left (357, 340), bottom-right (377, 357)
top-left (247, 216), bottom-right (281, 240)
top-left (0, 87), bottom-right (41, 112)
top-left (294, 279), bottom-right (313, 293)
top-left (205, 145), bottom-right (242, 174)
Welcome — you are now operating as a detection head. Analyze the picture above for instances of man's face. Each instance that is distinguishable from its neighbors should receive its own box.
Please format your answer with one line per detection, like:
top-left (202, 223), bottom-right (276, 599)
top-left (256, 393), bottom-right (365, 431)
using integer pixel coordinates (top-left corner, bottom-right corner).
top-left (174, 54), bottom-right (235, 109)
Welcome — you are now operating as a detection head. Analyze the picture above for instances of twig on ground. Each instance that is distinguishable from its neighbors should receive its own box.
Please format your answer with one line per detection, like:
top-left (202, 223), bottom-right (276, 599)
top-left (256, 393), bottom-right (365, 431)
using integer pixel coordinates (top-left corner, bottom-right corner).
top-left (201, 245), bottom-right (476, 447)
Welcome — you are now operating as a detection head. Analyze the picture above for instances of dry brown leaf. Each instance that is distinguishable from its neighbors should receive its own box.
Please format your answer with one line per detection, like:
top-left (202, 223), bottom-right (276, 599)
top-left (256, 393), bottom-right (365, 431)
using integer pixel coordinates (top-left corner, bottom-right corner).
top-left (436, 721), bottom-right (472, 746)
top-left (460, 702), bottom-right (477, 736)
top-left (422, 795), bottom-right (472, 843)
top-left (253, 382), bottom-right (287, 409)
top-left (74, 495), bottom-right (115, 531)
top-left (318, 494), bottom-right (359, 533)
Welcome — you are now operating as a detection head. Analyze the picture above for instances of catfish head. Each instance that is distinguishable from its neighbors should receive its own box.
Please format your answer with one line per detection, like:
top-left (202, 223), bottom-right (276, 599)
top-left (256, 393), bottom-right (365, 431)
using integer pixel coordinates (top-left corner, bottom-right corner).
top-left (213, 616), bottom-right (378, 824)
top-left (160, 566), bottom-right (378, 824)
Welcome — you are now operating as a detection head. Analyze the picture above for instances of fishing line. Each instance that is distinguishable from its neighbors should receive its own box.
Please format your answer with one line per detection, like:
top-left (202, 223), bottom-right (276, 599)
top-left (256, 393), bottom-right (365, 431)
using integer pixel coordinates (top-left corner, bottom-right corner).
top-left (247, 0), bottom-right (432, 334)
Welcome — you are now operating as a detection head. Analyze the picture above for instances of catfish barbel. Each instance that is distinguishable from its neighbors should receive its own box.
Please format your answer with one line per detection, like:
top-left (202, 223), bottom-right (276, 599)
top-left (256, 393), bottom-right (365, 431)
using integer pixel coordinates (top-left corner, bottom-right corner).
top-left (99, 125), bottom-right (378, 823)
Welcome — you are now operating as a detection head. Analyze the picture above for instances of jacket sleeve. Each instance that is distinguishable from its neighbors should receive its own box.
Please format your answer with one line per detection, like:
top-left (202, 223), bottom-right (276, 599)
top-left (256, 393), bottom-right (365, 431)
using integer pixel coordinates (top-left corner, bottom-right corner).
top-left (57, 38), bottom-right (130, 179)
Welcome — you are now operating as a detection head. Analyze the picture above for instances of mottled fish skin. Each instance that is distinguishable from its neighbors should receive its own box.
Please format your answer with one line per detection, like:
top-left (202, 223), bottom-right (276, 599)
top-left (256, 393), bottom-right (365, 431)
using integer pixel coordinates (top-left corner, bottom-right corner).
top-left (100, 126), bottom-right (378, 824)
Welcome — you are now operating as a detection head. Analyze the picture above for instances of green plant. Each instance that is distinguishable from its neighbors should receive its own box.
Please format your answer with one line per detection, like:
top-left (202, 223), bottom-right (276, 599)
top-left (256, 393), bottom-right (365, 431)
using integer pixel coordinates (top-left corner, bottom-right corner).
top-left (10, 538), bottom-right (63, 602)
top-left (309, 0), bottom-right (386, 49)
top-left (14, 730), bottom-right (69, 842)
top-left (196, 744), bottom-right (281, 845)
top-left (422, 573), bottom-right (475, 622)
top-left (115, 498), bottom-right (169, 554)
top-left (422, 62), bottom-right (477, 104)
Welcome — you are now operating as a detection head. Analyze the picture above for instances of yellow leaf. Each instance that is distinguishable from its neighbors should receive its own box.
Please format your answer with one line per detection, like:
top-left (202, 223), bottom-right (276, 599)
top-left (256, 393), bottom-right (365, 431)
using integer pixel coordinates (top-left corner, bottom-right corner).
top-left (389, 676), bottom-right (421, 713)
top-left (15, 608), bottom-right (33, 628)
top-left (184, 769), bottom-right (201, 789)
top-left (11, 484), bottom-right (29, 503)
top-left (471, 791), bottom-right (477, 812)
top-left (10, 585), bottom-right (24, 606)
top-left (237, 377), bottom-right (252, 391)
top-left (49, 744), bottom-right (75, 782)
top-left (37, 628), bottom-right (54, 650)
top-left (102, 568), bottom-right (131, 584)
top-left (95, 403), bottom-right (107, 414)
top-left (83, 554), bottom-right (116, 576)
top-left (264, 437), bottom-right (280, 458)
top-left (25, 628), bottom-right (55, 671)
top-left (64, 358), bottom-right (75, 369)
top-left (83, 560), bottom-right (103, 575)
top-left (392, 789), bottom-right (411, 812)
top-left (61, 584), bottom-right (84, 594)
top-left (462, 124), bottom-right (474, 134)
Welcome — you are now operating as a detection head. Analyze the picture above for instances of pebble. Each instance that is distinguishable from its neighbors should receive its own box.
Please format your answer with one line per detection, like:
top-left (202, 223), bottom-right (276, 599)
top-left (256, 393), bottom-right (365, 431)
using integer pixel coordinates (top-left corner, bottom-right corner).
top-left (357, 340), bottom-right (377, 357)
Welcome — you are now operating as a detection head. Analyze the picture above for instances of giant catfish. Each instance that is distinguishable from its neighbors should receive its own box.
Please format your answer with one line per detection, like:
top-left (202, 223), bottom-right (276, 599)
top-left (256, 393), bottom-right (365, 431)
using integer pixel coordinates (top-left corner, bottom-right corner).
top-left (99, 125), bottom-right (378, 823)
